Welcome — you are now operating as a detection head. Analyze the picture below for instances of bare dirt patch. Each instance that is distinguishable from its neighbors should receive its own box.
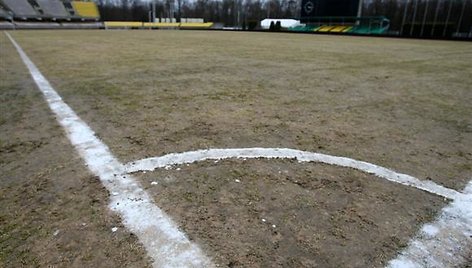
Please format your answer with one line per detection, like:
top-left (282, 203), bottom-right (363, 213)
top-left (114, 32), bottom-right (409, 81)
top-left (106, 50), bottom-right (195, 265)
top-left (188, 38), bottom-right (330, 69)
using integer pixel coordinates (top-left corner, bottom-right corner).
top-left (0, 33), bottom-right (151, 267)
top-left (135, 158), bottom-right (445, 267)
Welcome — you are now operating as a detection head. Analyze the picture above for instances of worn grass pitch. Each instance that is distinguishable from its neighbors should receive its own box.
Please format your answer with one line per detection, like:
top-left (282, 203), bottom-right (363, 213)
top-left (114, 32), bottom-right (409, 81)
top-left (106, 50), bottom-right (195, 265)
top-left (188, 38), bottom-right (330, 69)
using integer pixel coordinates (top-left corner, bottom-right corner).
top-left (1, 30), bottom-right (471, 267)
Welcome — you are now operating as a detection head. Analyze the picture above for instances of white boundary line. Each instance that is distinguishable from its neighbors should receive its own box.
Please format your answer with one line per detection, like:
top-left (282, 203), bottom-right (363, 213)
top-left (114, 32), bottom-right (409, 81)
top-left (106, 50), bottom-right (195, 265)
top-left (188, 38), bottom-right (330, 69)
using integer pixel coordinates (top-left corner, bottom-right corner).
top-left (125, 150), bottom-right (472, 268)
top-left (6, 32), bottom-right (214, 268)
top-left (8, 31), bottom-right (472, 268)
top-left (387, 181), bottom-right (472, 267)
top-left (124, 148), bottom-right (462, 200)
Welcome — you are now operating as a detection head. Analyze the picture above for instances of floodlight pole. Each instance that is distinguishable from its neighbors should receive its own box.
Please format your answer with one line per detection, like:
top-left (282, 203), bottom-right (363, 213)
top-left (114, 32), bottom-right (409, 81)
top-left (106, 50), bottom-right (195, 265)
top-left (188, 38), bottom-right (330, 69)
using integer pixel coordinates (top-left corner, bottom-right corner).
top-left (443, 0), bottom-right (453, 37)
top-left (431, 0), bottom-right (441, 36)
top-left (400, 0), bottom-right (410, 35)
top-left (456, 0), bottom-right (468, 34)
top-left (152, 0), bottom-right (156, 22)
top-left (356, 0), bottom-right (363, 26)
top-left (410, 0), bottom-right (419, 36)
top-left (420, 0), bottom-right (430, 37)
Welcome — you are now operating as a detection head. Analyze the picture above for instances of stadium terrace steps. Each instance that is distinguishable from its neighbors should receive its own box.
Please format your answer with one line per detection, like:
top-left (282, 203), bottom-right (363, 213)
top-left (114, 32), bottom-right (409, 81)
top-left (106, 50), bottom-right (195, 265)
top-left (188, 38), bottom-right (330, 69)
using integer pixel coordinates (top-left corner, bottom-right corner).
top-left (1, 0), bottom-right (38, 18)
top-left (0, 6), bottom-right (11, 20)
top-left (37, 0), bottom-right (69, 18)
top-left (0, 0), bottom-right (101, 21)
top-left (0, 21), bottom-right (13, 29)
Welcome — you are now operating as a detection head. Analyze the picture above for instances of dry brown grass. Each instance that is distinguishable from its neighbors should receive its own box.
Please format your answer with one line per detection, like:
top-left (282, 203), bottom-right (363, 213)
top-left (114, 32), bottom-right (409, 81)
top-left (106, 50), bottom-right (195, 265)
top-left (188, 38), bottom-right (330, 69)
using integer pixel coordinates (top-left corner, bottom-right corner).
top-left (10, 30), bottom-right (471, 190)
top-left (3, 29), bottom-right (471, 267)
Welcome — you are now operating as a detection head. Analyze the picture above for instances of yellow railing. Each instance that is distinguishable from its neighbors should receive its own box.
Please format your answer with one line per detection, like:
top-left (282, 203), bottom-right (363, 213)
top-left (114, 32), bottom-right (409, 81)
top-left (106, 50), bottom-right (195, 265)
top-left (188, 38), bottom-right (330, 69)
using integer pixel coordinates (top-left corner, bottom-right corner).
top-left (105, 21), bottom-right (214, 29)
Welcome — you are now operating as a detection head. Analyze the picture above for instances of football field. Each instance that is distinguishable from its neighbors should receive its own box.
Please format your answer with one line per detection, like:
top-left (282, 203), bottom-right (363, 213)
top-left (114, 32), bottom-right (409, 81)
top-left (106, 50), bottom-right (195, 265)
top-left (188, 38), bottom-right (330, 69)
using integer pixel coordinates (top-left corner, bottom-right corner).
top-left (1, 30), bottom-right (471, 267)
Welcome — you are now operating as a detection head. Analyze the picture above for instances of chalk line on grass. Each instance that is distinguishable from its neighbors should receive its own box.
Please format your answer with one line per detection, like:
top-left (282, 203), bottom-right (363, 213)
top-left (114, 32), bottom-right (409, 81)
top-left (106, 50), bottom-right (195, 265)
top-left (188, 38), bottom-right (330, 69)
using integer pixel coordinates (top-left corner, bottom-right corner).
top-left (387, 181), bottom-right (472, 268)
top-left (126, 148), bottom-right (472, 267)
top-left (6, 32), bottom-right (214, 268)
top-left (8, 31), bottom-right (471, 268)
top-left (124, 148), bottom-right (461, 200)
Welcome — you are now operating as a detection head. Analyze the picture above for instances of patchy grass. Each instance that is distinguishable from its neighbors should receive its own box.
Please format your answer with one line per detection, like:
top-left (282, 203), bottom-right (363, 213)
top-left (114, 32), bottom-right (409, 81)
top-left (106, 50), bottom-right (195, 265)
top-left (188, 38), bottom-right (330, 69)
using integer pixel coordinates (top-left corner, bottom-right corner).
top-left (0, 32), bottom-right (151, 268)
top-left (9, 30), bottom-right (472, 191)
top-left (2, 30), bottom-right (471, 266)
top-left (135, 159), bottom-right (444, 267)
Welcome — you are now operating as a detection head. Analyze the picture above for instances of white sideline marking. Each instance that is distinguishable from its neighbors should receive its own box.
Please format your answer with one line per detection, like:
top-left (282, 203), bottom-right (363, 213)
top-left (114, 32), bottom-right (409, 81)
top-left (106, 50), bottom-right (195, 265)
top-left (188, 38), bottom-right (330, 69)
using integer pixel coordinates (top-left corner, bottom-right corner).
top-left (6, 32), bottom-right (214, 268)
top-left (387, 181), bottom-right (472, 268)
top-left (124, 148), bottom-right (461, 200)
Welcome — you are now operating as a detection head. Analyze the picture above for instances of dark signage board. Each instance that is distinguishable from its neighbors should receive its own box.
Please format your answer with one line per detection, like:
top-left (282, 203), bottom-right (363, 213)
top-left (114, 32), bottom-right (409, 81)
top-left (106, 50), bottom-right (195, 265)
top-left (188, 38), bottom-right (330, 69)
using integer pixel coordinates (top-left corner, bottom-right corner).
top-left (301, 0), bottom-right (360, 18)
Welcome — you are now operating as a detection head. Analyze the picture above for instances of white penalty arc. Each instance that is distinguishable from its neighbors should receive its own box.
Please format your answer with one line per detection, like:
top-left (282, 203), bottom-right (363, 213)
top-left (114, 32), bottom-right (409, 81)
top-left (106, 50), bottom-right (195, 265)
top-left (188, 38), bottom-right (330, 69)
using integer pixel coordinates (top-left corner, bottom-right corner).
top-left (124, 147), bottom-right (461, 200)
top-left (126, 149), bottom-right (472, 267)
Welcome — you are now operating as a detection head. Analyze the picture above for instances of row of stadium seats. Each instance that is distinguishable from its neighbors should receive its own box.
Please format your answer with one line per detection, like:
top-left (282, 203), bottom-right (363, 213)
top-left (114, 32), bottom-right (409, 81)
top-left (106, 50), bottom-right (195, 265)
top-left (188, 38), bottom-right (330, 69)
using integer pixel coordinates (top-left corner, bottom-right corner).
top-left (0, 0), bottom-right (99, 21)
top-left (289, 24), bottom-right (387, 35)
top-left (104, 21), bottom-right (214, 29)
top-left (316, 25), bottom-right (352, 33)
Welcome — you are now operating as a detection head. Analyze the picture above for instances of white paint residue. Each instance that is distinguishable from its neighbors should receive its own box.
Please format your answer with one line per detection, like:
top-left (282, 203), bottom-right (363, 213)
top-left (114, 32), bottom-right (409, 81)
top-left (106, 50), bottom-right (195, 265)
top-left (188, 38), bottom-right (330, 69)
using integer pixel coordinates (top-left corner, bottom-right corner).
top-left (387, 181), bottom-right (472, 268)
top-left (422, 224), bottom-right (439, 237)
top-left (124, 148), bottom-right (461, 200)
top-left (6, 33), bottom-right (214, 268)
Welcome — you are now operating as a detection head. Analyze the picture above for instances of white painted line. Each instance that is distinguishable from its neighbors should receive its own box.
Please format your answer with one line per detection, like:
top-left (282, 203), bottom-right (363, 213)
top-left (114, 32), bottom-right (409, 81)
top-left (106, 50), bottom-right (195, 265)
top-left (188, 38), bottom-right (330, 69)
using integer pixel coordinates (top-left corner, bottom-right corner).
top-left (8, 31), bottom-right (471, 267)
top-left (127, 148), bottom-right (472, 267)
top-left (6, 32), bottom-right (214, 268)
top-left (387, 181), bottom-right (472, 268)
top-left (124, 148), bottom-right (461, 200)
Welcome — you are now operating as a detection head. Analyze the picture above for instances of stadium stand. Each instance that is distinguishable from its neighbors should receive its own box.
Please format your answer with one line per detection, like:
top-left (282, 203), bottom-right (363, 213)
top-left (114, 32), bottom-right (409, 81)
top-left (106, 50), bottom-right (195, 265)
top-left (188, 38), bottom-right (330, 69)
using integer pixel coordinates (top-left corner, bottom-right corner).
top-left (1, 0), bottom-right (39, 19)
top-left (0, 4), bottom-right (13, 29)
top-left (0, 0), bottom-right (102, 28)
top-left (71, 1), bottom-right (99, 20)
top-left (317, 26), bottom-right (335, 32)
top-left (330, 26), bottom-right (352, 32)
top-left (288, 25), bottom-right (318, 32)
top-left (289, 16), bottom-right (389, 35)
top-left (0, 5), bottom-right (11, 20)
top-left (37, 0), bottom-right (69, 19)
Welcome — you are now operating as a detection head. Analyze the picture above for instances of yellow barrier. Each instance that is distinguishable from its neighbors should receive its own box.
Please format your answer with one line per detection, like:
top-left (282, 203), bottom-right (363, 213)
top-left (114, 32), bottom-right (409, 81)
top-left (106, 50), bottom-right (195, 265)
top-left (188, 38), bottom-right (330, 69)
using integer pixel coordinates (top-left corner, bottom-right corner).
top-left (179, 23), bottom-right (214, 28)
top-left (105, 21), bottom-right (214, 29)
top-left (72, 1), bottom-right (99, 18)
top-left (105, 21), bottom-right (144, 28)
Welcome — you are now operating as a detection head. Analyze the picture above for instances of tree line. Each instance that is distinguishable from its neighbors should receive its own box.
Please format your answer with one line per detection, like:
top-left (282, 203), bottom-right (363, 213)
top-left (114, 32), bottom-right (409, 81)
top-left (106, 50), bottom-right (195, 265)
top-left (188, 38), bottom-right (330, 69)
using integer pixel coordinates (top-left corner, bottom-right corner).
top-left (96, 0), bottom-right (471, 33)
